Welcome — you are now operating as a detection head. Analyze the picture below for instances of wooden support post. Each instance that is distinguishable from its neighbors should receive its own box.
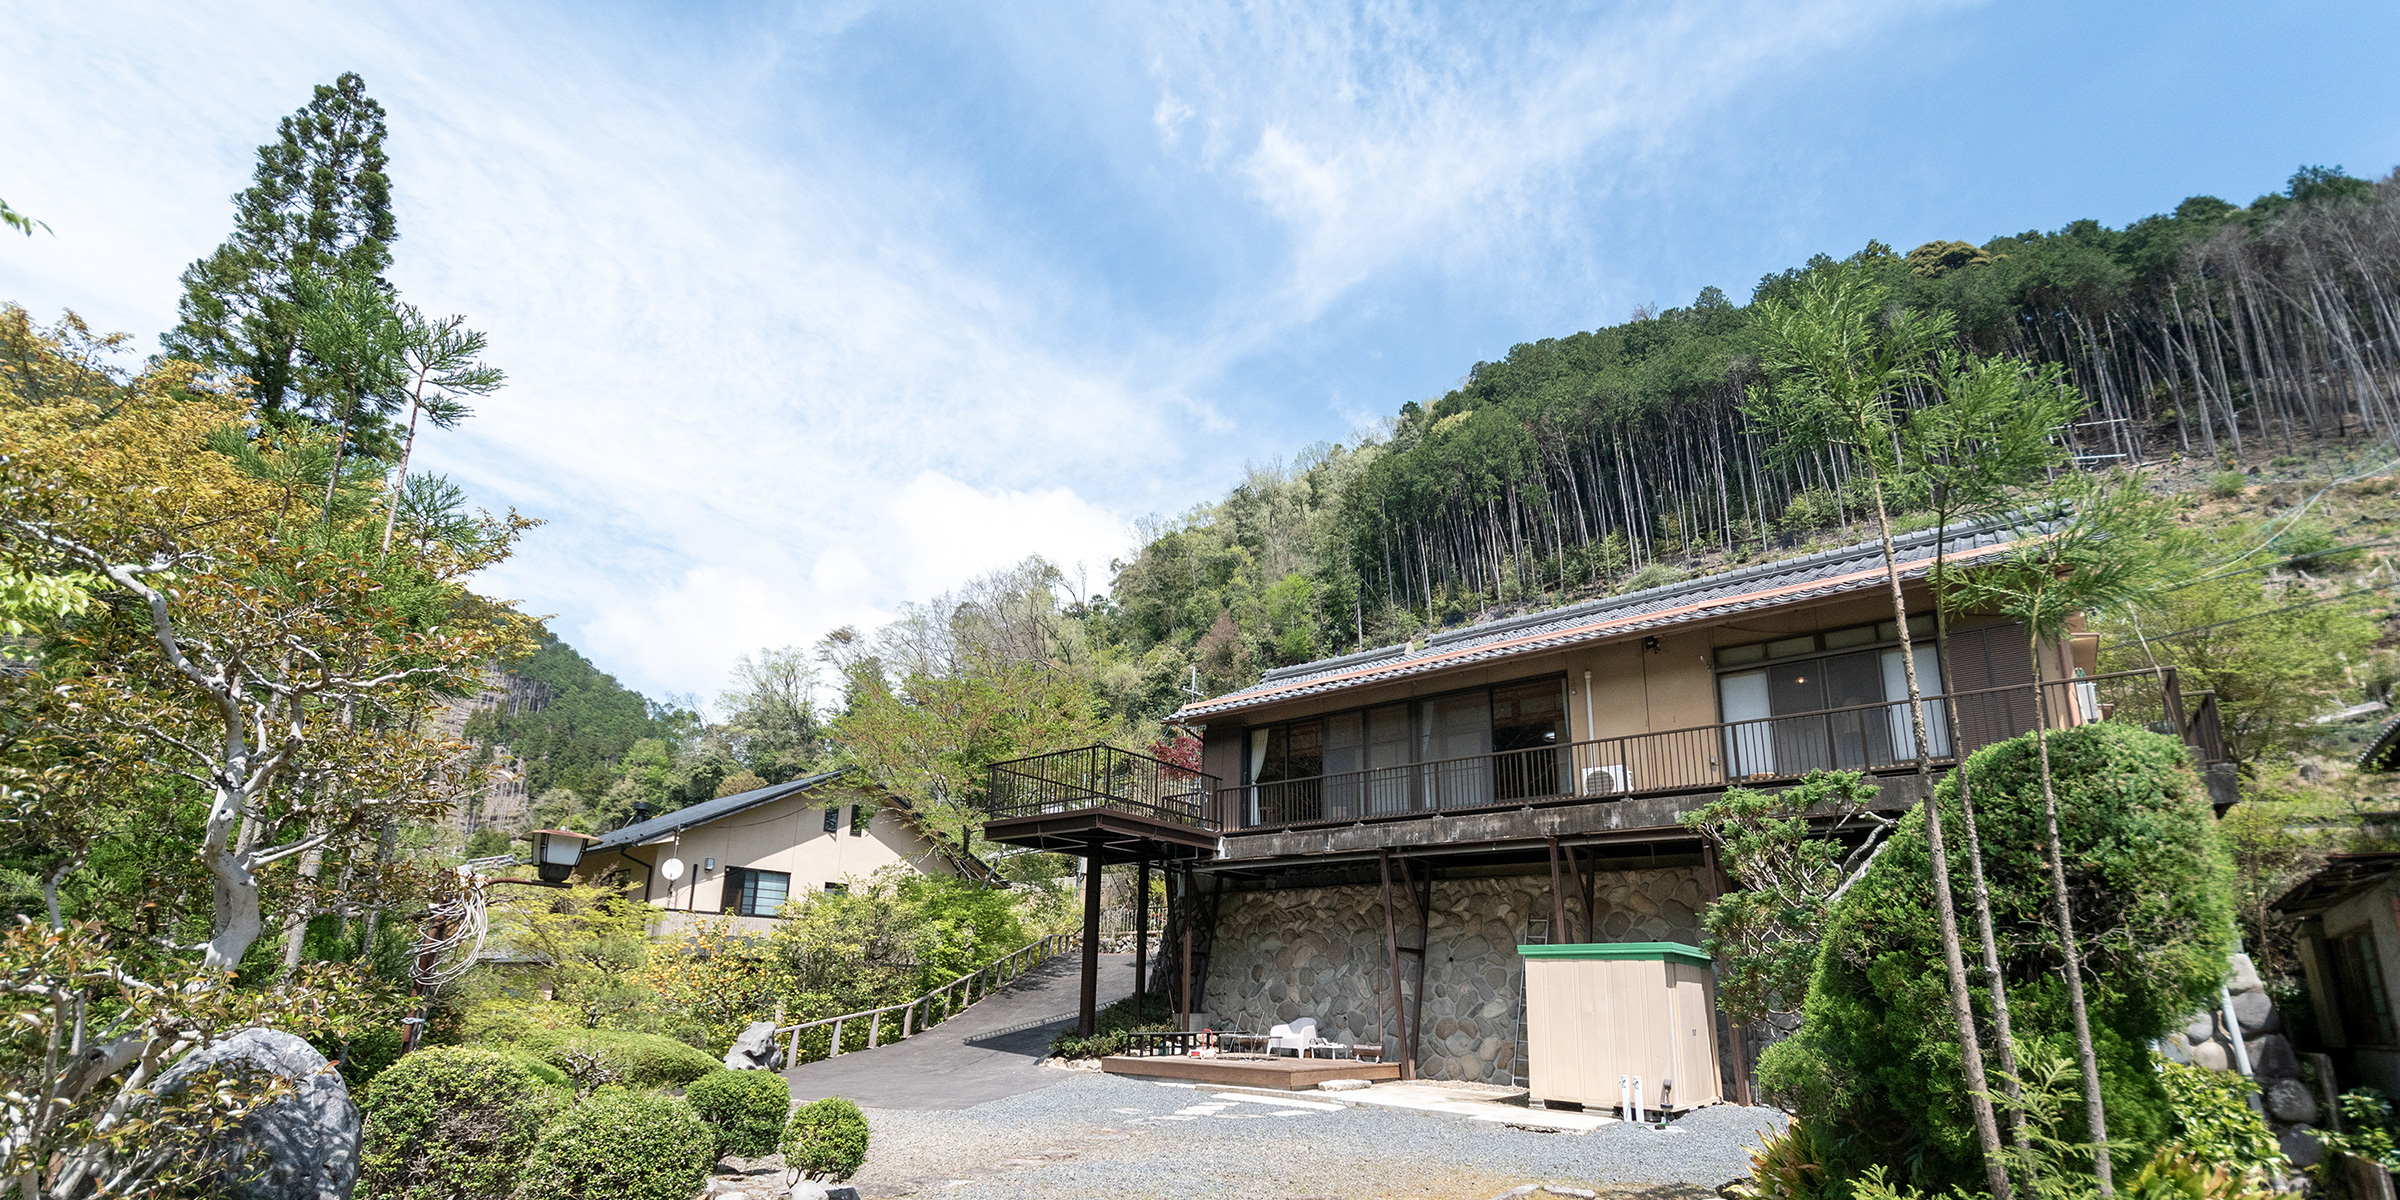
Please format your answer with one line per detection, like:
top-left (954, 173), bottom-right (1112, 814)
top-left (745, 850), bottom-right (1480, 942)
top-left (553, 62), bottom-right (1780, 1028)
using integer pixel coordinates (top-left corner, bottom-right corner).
top-left (1546, 836), bottom-right (1568, 945)
top-left (902, 1002), bottom-right (914, 1038)
top-left (1134, 859), bottom-right (1151, 1010)
top-left (788, 1026), bottom-right (801, 1067)
top-left (1180, 926), bottom-right (1194, 1032)
top-left (1402, 855), bottom-right (1430, 1080)
top-left (830, 1017), bottom-right (844, 1058)
top-left (869, 1010), bottom-right (882, 1049)
top-left (1078, 852), bottom-right (1103, 1036)
top-left (1379, 849), bottom-right (1410, 1080)
top-left (1571, 842), bottom-right (1595, 941)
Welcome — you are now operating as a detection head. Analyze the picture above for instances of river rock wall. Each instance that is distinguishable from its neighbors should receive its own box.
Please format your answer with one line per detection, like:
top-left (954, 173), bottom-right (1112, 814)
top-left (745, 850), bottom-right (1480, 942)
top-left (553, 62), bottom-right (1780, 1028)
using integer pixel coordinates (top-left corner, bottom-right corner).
top-left (2160, 952), bottom-right (2332, 1168)
top-left (1198, 867), bottom-right (1706, 1085)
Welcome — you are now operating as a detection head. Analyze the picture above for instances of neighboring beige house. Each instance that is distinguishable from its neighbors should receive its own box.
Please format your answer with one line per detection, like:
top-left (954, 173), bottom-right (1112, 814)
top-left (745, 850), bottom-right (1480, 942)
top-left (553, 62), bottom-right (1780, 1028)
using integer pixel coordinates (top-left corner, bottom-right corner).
top-left (576, 768), bottom-right (999, 935)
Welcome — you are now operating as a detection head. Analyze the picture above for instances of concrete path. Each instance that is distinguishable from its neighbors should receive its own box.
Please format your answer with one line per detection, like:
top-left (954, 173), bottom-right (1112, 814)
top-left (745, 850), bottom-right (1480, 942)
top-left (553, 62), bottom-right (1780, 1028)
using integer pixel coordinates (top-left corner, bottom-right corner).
top-left (783, 951), bottom-right (1136, 1111)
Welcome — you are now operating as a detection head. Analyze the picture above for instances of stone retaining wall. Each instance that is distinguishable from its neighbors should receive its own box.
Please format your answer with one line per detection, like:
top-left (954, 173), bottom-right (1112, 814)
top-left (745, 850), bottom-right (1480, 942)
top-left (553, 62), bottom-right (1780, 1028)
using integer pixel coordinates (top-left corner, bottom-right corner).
top-left (1198, 867), bottom-right (1707, 1085)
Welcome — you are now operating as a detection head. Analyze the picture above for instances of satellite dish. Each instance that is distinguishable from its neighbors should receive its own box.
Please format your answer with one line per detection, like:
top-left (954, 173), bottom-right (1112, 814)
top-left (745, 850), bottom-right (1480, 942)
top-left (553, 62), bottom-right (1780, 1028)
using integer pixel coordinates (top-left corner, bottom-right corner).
top-left (659, 857), bottom-right (686, 881)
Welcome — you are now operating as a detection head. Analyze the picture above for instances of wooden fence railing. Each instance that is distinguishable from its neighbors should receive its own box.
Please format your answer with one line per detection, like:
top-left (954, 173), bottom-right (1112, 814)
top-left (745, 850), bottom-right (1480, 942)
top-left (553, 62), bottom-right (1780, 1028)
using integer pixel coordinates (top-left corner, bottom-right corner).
top-left (772, 931), bottom-right (1078, 1066)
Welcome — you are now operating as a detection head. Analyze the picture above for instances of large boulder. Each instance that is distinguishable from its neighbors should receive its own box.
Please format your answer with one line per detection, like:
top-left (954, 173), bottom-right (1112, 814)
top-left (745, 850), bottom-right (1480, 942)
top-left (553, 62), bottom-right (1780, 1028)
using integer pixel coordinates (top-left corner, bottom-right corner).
top-left (156, 1028), bottom-right (359, 1200)
top-left (2266, 1077), bottom-right (2320, 1125)
top-left (725, 1020), bottom-right (782, 1071)
top-left (2229, 953), bottom-right (2262, 992)
top-left (2187, 1038), bottom-right (2229, 1071)
top-left (2227, 988), bottom-right (2278, 1037)
top-left (2280, 1124), bottom-right (2324, 1169)
top-left (2247, 1033), bottom-right (2301, 1079)
top-left (2180, 1012), bottom-right (2216, 1044)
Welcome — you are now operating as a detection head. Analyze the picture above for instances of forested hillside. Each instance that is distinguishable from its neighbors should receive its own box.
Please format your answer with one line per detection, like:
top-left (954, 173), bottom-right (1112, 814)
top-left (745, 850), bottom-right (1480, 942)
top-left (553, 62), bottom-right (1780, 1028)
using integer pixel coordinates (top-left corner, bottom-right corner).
top-left (1100, 165), bottom-right (2400, 696)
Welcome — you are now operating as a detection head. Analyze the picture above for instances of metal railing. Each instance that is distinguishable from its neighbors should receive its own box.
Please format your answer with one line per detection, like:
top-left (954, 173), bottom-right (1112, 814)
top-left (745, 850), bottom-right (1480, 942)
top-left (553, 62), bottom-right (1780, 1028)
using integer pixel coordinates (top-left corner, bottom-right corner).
top-left (986, 745), bottom-right (1221, 830)
top-left (1218, 668), bottom-right (2221, 832)
top-left (772, 931), bottom-right (1079, 1065)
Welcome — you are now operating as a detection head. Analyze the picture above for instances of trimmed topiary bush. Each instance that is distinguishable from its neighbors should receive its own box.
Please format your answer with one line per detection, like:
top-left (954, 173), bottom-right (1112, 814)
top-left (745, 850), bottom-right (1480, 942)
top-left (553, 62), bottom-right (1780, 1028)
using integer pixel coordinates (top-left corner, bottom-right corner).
top-left (359, 1046), bottom-right (556, 1200)
top-left (686, 1069), bottom-right (792, 1158)
top-left (781, 1096), bottom-right (869, 1182)
top-left (1757, 723), bottom-right (2235, 1192)
top-left (518, 1027), bottom-right (721, 1089)
top-left (513, 1091), bottom-right (716, 1200)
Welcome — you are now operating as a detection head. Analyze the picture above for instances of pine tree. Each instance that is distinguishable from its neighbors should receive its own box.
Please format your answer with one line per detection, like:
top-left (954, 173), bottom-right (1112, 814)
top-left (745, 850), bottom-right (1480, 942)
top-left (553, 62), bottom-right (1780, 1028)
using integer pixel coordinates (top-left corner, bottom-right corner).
top-left (163, 72), bottom-right (396, 420)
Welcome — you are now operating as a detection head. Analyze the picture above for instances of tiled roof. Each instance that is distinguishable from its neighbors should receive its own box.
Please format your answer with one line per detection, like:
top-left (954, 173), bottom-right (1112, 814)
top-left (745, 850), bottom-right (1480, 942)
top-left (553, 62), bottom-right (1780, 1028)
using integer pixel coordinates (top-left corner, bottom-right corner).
top-left (1170, 521), bottom-right (2025, 722)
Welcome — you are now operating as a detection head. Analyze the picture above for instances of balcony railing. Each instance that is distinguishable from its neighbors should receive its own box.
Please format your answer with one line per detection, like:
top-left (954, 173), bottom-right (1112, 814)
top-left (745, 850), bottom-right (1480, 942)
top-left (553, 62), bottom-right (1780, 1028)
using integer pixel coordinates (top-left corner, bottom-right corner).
top-left (986, 744), bottom-right (1222, 831)
top-left (1217, 668), bottom-right (2221, 833)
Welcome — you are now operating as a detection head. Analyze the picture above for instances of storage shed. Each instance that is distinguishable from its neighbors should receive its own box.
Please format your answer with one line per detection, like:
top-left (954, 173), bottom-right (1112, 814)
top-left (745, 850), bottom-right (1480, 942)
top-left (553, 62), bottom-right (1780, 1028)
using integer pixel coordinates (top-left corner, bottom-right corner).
top-left (1519, 942), bottom-right (1722, 1114)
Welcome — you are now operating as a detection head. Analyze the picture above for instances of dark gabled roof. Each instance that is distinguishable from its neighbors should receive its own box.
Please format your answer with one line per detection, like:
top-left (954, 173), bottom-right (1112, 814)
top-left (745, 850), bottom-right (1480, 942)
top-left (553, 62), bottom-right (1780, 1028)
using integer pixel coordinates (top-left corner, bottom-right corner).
top-left (2271, 852), bottom-right (2400, 917)
top-left (587, 768), bottom-right (850, 852)
top-left (1171, 519), bottom-right (2028, 723)
top-left (583, 768), bottom-right (1002, 884)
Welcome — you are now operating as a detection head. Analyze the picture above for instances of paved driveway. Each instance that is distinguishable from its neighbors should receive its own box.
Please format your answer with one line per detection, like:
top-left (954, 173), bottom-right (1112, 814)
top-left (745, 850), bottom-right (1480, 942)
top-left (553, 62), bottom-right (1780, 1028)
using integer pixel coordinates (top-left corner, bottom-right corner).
top-left (782, 952), bottom-right (1135, 1111)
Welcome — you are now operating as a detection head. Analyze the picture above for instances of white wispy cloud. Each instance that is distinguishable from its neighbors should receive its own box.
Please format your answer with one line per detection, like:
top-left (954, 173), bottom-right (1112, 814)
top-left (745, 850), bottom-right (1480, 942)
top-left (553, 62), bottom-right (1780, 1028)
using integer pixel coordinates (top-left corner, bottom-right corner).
top-left (0, 0), bottom-right (1924, 699)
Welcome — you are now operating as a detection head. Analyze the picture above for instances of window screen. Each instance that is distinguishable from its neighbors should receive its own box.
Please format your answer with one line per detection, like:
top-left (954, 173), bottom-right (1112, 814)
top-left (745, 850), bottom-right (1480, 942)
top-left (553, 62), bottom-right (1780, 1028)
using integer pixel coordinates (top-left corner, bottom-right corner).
top-left (849, 806), bottom-right (869, 836)
top-left (723, 868), bottom-right (791, 917)
top-left (823, 806), bottom-right (840, 833)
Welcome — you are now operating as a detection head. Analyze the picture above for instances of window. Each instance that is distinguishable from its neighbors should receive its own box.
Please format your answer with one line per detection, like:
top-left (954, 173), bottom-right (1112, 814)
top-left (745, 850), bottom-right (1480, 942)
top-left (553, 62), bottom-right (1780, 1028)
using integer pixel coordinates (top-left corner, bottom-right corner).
top-left (849, 805), bottom-right (870, 835)
top-left (823, 881), bottom-right (848, 895)
top-left (723, 868), bottom-right (791, 918)
top-left (1715, 617), bottom-right (1949, 777)
top-left (823, 806), bottom-right (840, 833)
top-left (1241, 676), bottom-right (1568, 823)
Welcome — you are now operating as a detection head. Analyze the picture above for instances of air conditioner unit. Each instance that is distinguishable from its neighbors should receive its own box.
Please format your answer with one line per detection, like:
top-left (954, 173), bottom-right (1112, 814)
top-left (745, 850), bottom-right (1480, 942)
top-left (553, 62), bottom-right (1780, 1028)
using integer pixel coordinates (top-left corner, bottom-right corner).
top-left (1581, 765), bottom-right (1627, 796)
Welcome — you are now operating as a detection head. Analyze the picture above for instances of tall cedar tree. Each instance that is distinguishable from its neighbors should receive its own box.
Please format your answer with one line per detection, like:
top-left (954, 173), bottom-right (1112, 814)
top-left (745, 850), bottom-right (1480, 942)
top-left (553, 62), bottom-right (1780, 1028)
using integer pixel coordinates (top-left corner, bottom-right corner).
top-left (1742, 261), bottom-right (2015, 1200)
top-left (164, 72), bottom-right (396, 421)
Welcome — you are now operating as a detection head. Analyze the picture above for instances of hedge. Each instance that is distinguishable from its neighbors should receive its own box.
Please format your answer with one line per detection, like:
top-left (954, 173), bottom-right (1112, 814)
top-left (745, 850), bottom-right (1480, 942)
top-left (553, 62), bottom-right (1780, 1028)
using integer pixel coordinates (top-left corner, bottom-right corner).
top-left (513, 1091), bottom-right (717, 1200)
top-left (1756, 723), bottom-right (2235, 1192)
top-left (686, 1069), bottom-right (792, 1158)
top-left (782, 1096), bottom-right (869, 1181)
top-left (517, 1027), bottom-right (721, 1089)
top-left (358, 1047), bottom-right (556, 1200)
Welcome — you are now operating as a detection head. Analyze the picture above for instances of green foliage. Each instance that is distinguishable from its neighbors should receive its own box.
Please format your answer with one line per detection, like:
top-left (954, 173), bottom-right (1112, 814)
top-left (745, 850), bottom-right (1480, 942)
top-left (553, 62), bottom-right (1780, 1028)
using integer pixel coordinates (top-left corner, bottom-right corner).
top-left (685, 1069), bottom-right (793, 1158)
top-left (2121, 1144), bottom-right (2277, 1200)
top-left (2154, 1057), bottom-right (2284, 1174)
top-left (1618, 562), bottom-right (1688, 592)
top-left (2207, 472), bottom-right (2249, 500)
top-left (1725, 1120), bottom-right (1835, 1200)
top-left (513, 1091), bottom-right (717, 1200)
top-left (1756, 724), bottom-right (2235, 1191)
top-left (358, 1046), bottom-right (555, 1200)
top-left (780, 1096), bottom-right (870, 1182)
top-left (769, 868), bottom-right (1026, 1044)
top-left (1681, 771), bottom-right (1885, 1026)
top-left (2312, 1089), bottom-right (2400, 1172)
top-left (332, 1026), bottom-right (404, 1092)
top-left (517, 1028), bottom-right (722, 1089)
top-left (473, 634), bottom-right (670, 806)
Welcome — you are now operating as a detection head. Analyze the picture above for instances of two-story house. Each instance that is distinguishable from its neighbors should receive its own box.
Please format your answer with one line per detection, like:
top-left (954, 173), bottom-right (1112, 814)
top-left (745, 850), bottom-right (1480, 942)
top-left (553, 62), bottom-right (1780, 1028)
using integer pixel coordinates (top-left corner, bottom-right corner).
top-left (983, 522), bottom-right (2233, 1097)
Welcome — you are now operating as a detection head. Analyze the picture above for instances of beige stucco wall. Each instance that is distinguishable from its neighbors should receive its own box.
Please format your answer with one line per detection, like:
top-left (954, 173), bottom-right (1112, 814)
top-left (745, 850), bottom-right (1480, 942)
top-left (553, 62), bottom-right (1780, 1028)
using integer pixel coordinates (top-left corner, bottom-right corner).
top-left (577, 783), bottom-right (961, 932)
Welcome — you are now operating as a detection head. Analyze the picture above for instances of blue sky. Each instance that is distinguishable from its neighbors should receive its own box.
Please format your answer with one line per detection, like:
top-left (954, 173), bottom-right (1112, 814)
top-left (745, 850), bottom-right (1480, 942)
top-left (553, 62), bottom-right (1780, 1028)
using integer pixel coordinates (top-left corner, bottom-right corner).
top-left (3, 1), bottom-right (2395, 703)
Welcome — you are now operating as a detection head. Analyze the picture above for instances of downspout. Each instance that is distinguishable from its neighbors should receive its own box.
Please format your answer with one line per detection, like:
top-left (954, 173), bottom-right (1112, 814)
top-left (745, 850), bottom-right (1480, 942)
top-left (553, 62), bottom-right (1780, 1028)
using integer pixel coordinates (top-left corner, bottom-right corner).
top-left (619, 845), bottom-right (659, 905)
top-left (1583, 670), bottom-right (1596, 741)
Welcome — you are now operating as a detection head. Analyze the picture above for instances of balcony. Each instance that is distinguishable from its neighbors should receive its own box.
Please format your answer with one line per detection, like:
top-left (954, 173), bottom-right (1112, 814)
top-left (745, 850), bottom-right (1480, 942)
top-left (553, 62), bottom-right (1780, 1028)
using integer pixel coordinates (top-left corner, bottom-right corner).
top-left (1216, 668), bottom-right (2226, 834)
top-left (982, 744), bottom-right (1223, 863)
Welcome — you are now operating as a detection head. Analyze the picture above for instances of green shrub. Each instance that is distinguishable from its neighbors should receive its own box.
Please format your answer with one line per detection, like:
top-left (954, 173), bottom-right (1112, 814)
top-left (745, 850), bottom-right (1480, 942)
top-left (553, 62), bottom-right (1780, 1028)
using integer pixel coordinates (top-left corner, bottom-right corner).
top-left (317, 1026), bottom-right (403, 1092)
top-left (1618, 562), bottom-right (1688, 593)
top-left (513, 1091), bottom-right (716, 1200)
top-left (519, 1027), bottom-right (721, 1089)
top-left (1048, 991), bottom-right (1175, 1059)
top-left (2156, 1056), bottom-right (2284, 1173)
top-left (1756, 724), bottom-right (2234, 1192)
top-left (781, 1096), bottom-right (869, 1182)
top-left (686, 1069), bottom-right (792, 1158)
top-left (2207, 470), bottom-right (2249, 500)
top-left (358, 1046), bottom-right (555, 1200)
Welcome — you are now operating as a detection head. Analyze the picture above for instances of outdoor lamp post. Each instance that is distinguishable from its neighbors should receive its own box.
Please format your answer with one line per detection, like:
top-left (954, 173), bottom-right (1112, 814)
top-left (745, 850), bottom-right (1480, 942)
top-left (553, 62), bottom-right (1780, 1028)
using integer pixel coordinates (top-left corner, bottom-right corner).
top-left (532, 828), bottom-right (594, 883)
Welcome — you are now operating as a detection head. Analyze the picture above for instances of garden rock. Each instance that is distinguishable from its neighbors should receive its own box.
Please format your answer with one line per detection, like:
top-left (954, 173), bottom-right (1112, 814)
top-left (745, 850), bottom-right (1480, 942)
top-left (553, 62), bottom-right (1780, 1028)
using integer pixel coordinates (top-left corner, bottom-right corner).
top-left (2228, 988), bottom-right (2277, 1036)
top-left (2158, 1035), bottom-right (2192, 1065)
top-left (156, 1028), bottom-right (359, 1200)
top-left (2247, 1033), bottom-right (2301, 1078)
top-left (727, 1021), bottom-right (782, 1070)
top-left (785, 1182), bottom-right (859, 1200)
top-left (2266, 1077), bottom-right (2319, 1124)
top-left (2229, 953), bottom-right (2262, 991)
top-left (2279, 1124), bottom-right (2323, 1169)
top-left (2186, 1038), bottom-right (2228, 1071)
top-left (2180, 1012), bottom-right (2215, 1043)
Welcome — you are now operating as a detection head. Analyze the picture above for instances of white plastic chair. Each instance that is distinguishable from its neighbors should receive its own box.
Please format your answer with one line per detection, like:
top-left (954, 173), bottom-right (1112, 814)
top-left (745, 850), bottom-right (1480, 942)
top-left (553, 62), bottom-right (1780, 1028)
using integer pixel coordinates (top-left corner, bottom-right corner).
top-left (1272, 1017), bottom-right (1321, 1057)
top-left (1266, 1022), bottom-right (1294, 1055)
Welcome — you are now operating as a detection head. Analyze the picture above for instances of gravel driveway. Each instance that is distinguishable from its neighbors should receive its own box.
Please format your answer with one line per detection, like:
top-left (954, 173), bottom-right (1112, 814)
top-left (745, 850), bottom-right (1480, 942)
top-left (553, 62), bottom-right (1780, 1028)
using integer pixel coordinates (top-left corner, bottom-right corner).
top-left (848, 1072), bottom-right (1783, 1200)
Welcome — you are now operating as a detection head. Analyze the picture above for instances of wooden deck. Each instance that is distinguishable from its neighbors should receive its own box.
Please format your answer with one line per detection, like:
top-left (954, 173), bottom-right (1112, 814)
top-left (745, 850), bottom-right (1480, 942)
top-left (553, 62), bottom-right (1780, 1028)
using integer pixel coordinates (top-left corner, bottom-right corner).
top-left (1097, 1054), bottom-right (1403, 1089)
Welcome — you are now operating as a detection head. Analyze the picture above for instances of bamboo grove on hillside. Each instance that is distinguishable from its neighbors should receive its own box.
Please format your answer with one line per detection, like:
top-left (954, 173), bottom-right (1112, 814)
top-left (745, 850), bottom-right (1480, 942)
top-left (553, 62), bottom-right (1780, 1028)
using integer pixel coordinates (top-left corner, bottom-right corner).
top-left (1109, 167), bottom-right (2400, 677)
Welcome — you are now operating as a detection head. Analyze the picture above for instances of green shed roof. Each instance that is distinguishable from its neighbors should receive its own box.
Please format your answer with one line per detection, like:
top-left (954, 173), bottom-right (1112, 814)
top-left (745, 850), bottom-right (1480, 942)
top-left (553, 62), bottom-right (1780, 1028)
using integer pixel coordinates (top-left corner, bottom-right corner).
top-left (1517, 941), bottom-right (1713, 967)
